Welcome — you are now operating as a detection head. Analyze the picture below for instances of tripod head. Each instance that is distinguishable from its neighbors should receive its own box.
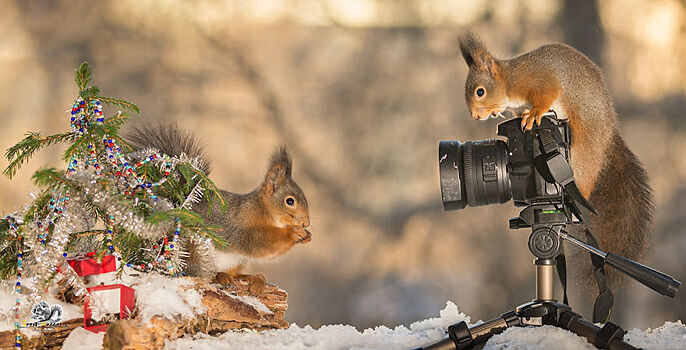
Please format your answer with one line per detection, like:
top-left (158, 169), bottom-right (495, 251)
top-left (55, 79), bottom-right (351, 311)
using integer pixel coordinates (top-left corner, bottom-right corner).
top-left (508, 157), bottom-right (681, 298)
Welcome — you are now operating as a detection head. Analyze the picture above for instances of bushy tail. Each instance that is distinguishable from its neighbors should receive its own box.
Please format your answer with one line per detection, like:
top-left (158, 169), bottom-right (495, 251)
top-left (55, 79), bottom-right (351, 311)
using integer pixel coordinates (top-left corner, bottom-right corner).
top-left (126, 123), bottom-right (211, 174)
top-left (586, 130), bottom-right (654, 289)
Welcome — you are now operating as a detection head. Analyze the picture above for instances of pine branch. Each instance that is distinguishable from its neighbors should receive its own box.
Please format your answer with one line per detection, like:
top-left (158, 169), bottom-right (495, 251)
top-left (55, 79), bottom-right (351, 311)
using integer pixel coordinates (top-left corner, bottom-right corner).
top-left (181, 182), bottom-right (204, 210)
top-left (109, 134), bottom-right (135, 153)
top-left (4, 131), bottom-right (77, 178)
top-left (103, 113), bottom-right (132, 135)
top-left (81, 86), bottom-right (101, 99)
top-left (146, 208), bottom-right (204, 225)
top-left (0, 220), bottom-right (19, 279)
top-left (61, 133), bottom-right (92, 161)
top-left (97, 96), bottom-right (140, 114)
top-left (176, 163), bottom-right (196, 193)
top-left (75, 61), bottom-right (92, 92)
top-left (193, 167), bottom-right (227, 213)
top-left (194, 226), bottom-right (228, 249)
top-left (24, 189), bottom-right (53, 221)
top-left (31, 167), bottom-right (74, 190)
top-left (73, 229), bottom-right (108, 237)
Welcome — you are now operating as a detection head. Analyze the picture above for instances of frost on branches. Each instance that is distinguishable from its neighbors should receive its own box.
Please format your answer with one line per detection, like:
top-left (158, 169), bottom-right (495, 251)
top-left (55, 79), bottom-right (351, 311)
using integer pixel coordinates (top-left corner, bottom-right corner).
top-left (0, 62), bottom-right (227, 340)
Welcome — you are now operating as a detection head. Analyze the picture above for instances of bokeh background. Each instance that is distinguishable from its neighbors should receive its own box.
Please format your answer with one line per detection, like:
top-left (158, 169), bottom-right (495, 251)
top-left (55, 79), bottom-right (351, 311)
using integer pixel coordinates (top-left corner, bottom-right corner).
top-left (1, 0), bottom-right (685, 331)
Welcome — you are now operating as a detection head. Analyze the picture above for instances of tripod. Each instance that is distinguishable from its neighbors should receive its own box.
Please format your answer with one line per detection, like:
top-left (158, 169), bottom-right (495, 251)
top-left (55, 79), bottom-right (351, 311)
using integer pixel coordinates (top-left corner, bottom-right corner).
top-left (417, 204), bottom-right (680, 350)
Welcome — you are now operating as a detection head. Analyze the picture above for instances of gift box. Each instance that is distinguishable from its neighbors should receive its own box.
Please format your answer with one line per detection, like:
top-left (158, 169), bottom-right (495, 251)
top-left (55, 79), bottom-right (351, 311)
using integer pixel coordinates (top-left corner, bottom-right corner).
top-left (84, 284), bottom-right (135, 333)
top-left (67, 253), bottom-right (116, 276)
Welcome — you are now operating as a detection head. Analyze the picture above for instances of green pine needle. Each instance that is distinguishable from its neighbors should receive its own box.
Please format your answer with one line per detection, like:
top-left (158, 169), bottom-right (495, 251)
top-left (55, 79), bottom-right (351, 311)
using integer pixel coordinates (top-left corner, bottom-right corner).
top-left (62, 133), bottom-right (92, 161)
top-left (97, 96), bottom-right (140, 114)
top-left (146, 208), bottom-right (204, 225)
top-left (75, 61), bottom-right (92, 92)
top-left (24, 189), bottom-right (53, 221)
top-left (109, 134), bottom-right (135, 153)
top-left (187, 166), bottom-right (227, 213)
top-left (4, 131), bottom-right (76, 179)
top-left (31, 167), bottom-right (72, 189)
top-left (194, 226), bottom-right (228, 249)
top-left (0, 61), bottom-right (231, 280)
top-left (81, 86), bottom-right (101, 99)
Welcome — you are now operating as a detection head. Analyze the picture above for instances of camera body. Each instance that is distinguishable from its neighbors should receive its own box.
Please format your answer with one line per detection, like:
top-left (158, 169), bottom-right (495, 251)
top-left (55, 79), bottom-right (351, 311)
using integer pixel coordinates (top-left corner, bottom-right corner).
top-left (439, 112), bottom-right (570, 211)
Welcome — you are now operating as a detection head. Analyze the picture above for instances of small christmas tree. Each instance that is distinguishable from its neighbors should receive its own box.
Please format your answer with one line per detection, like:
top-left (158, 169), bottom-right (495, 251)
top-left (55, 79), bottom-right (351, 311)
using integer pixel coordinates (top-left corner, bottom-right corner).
top-left (1, 62), bottom-right (227, 346)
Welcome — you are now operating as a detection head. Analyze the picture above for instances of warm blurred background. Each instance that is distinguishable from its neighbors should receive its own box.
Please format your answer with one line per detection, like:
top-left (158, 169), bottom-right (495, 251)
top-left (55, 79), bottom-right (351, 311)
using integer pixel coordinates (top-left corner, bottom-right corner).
top-left (1, 0), bottom-right (685, 331)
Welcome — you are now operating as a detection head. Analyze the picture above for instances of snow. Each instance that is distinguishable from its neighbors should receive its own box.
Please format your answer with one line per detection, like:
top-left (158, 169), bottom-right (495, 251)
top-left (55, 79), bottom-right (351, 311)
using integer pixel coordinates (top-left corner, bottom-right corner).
top-left (61, 326), bottom-right (104, 350)
top-left (0, 280), bottom-right (82, 332)
top-left (78, 266), bottom-right (207, 322)
top-left (625, 321), bottom-right (686, 350)
top-left (485, 326), bottom-right (595, 350)
top-left (3, 272), bottom-right (685, 349)
top-left (132, 273), bottom-right (206, 322)
top-left (226, 293), bottom-right (273, 315)
top-left (163, 302), bottom-right (686, 350)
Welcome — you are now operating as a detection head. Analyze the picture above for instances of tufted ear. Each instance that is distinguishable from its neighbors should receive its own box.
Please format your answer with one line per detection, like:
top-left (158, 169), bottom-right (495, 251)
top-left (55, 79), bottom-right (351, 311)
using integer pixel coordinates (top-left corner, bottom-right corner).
top-left (459, 31), bottom-right (500, 77)
top-left (264, 146), bottom-right (292, 194)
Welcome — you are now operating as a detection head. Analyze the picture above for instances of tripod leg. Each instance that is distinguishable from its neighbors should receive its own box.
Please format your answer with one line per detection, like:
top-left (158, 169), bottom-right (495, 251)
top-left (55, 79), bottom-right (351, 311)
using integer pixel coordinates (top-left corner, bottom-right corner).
top-left (558, 310), bottom-right (638, 350)
top-left (416, 311), bottom-right (519, 350)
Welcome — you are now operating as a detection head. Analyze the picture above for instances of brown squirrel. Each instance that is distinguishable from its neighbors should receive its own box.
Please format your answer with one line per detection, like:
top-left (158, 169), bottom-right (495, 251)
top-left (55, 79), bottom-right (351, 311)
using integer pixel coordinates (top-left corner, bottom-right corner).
top-left (457, 32), bottom-right (654, 291)
top-left (127, 124), bottom-right (311, 295)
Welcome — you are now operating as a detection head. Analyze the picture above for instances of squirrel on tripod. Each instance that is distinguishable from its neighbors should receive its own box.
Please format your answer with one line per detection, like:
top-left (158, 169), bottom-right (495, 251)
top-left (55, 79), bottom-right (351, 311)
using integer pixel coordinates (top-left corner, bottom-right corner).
top-left (127, 124), bottom-right (311, 296)
top-left (457, 32), bottom-right (654, 292)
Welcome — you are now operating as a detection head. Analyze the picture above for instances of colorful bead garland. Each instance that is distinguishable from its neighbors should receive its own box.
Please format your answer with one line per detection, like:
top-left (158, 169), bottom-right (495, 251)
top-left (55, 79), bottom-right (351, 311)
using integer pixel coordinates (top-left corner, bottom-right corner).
top-left (6, 215), bottom-right (23, 349)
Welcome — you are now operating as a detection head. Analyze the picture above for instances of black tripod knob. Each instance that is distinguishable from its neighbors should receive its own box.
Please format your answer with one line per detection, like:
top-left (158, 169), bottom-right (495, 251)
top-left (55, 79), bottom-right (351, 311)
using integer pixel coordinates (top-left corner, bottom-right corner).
top-left (529, 227), bottom-right (561, 258)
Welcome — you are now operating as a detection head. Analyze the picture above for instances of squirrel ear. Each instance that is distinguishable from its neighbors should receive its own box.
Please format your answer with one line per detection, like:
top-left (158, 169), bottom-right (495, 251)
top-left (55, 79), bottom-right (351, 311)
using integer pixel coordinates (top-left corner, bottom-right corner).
top-left (459, 31), bottom-right (500, 77)
top-left (264, 146), bottom-right (292, 192)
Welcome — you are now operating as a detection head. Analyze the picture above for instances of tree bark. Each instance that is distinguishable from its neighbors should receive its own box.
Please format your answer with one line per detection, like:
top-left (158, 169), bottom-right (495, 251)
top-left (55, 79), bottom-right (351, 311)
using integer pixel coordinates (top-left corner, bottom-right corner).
top-left (0, 278), bottom-right (288, 350)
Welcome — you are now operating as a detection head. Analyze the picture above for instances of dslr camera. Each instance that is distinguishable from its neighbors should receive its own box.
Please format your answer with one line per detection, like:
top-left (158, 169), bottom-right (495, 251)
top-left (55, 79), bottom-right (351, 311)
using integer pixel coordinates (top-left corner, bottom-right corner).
top-left (439, 111), bottom-right (574, 211)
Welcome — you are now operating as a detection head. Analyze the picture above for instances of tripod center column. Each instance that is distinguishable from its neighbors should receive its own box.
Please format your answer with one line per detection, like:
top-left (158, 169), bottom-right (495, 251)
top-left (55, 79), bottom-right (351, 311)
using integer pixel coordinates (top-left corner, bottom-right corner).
top-left (535, 258), bottom-right (556, 301)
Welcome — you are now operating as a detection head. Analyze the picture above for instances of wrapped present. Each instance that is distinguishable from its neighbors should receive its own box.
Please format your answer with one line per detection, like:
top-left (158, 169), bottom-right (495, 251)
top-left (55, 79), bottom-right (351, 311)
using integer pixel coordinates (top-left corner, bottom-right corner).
top-left (66, 252), bottom-right (116, 276)
top-left (84, 284), bottom-right (135, 333)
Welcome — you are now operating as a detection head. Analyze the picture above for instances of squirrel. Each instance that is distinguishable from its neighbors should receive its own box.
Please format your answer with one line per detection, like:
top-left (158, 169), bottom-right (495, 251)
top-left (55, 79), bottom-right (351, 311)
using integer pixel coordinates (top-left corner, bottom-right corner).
top-left (457, 32), bottom-right (654, 292)
top-left (127, 124), bottom-right (311, 296)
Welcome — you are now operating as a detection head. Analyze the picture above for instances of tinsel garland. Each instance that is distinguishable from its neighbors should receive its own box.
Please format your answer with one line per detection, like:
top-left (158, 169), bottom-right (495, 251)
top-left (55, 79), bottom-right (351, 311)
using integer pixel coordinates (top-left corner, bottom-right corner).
top-left (3, 64), bottom-right (226, 348)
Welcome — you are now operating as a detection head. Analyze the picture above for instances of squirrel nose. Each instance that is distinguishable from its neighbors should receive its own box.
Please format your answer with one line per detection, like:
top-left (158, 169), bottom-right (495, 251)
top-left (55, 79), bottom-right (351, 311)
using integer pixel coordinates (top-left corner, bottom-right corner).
top-left (301, 216), bottom-right (310, 228)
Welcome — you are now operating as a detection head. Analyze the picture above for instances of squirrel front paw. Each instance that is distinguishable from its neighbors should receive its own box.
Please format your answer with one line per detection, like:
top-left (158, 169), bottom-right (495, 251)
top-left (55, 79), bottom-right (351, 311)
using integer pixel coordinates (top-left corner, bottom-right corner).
top-left (289, 225), bottom-right (312, 243)
top-left (233, 273), bottom-right (266, 296)
top-left (521, 108), bottom-right (544, 130)
top-left (213, 271), bottom-right (236, 287)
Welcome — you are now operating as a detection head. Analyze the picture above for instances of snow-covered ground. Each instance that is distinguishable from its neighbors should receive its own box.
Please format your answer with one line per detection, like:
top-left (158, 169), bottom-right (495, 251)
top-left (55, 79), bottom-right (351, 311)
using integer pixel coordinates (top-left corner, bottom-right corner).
top-left (3, 269), bottom-right (685, 349)
top-left (59, 301), bottom-right (686, 350)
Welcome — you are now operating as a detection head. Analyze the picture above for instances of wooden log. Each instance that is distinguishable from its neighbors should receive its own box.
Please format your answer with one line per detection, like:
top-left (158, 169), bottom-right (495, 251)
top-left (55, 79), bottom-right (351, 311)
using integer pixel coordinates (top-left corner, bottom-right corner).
top-left (0, 278), bottom-right (288, 350)
top-left (0, 318), bottom-right (83, 350)
top-left (103, 280), bottom-right (289, 350)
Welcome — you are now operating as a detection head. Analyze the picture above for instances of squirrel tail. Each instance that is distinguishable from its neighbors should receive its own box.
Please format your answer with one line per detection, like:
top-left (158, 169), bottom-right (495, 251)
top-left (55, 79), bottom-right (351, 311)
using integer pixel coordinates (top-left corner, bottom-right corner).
top-left (126, 123), bottom-right (211, 174)
top-left (586, 130), bottom-right (655, 289)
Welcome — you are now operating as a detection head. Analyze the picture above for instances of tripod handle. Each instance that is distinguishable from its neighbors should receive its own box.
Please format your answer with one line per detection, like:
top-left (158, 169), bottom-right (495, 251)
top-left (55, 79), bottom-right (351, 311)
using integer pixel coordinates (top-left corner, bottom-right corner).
top-left (605, 253), bottom-right (680, 298)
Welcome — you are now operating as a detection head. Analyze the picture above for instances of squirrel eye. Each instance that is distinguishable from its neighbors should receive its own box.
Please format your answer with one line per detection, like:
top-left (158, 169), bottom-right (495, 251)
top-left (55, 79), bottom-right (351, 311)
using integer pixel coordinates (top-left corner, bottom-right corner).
top-left (476, 87), bottom-right (485, 98)
top-left (285, 197), bottom-right (295, 206)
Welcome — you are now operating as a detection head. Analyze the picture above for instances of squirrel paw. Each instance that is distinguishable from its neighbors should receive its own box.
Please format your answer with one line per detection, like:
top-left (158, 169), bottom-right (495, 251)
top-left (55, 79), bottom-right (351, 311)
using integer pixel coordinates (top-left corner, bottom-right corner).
top-left (240, 274), bottom-right (266, 296)
top-left (213, 271), bottom-right (236, 287)
top-left (290, 225), bottom-right (312, 243)
top-left (521, 109), bottom-right (543, 131)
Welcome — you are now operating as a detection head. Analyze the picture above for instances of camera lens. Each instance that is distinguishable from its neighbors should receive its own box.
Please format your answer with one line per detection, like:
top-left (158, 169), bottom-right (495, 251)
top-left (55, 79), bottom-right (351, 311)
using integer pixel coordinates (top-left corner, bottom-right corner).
top-left (439, 139), bottom-right (511, 210)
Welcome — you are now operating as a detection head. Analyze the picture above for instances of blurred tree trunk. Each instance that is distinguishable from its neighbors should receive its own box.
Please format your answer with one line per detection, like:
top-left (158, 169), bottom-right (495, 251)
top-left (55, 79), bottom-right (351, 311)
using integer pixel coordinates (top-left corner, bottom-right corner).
top-left (558, 0), bottom-right (605, 67)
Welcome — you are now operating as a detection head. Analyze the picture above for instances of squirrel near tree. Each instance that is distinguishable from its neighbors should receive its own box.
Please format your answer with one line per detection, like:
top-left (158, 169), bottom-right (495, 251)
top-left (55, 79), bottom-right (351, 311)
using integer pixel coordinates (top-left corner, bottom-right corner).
top-left (127, 124), bottom-right (311, 296)
top-left (457, 32), bottom-right (654, 293)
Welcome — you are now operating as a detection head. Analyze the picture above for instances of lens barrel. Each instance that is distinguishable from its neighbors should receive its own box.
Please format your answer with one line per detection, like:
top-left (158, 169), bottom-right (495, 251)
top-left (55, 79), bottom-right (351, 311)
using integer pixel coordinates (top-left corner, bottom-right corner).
top-left (439, 139), bottom-right (511, 210)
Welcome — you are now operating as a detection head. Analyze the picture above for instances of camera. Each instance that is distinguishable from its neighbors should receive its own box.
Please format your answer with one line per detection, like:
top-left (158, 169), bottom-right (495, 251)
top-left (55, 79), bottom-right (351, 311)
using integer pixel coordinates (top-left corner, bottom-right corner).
top-left (438, 112), bottom-right (570, 210)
